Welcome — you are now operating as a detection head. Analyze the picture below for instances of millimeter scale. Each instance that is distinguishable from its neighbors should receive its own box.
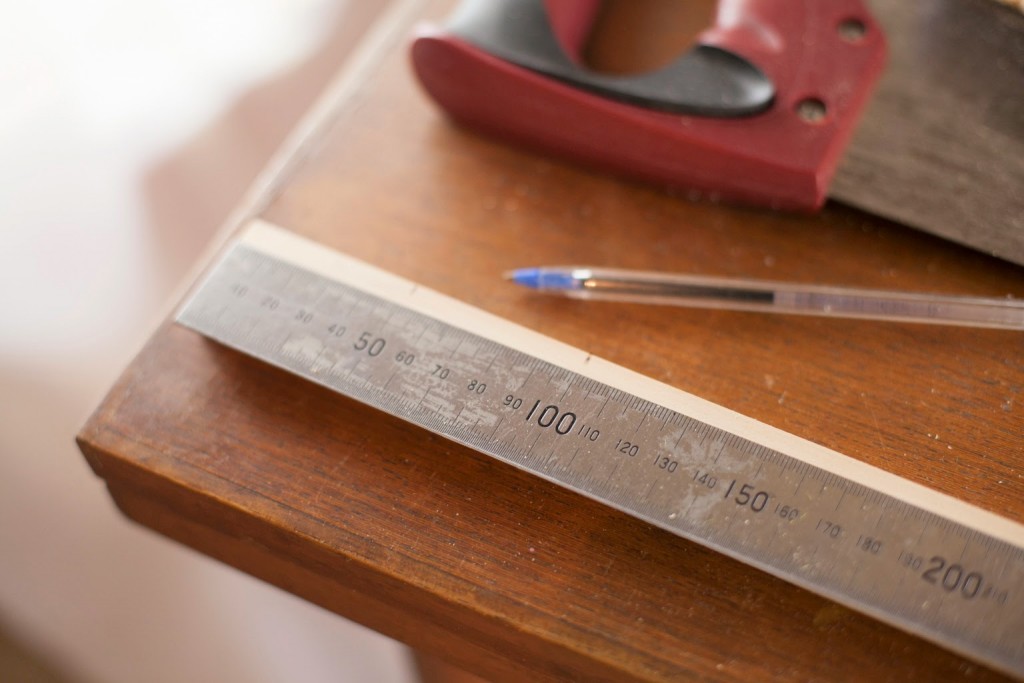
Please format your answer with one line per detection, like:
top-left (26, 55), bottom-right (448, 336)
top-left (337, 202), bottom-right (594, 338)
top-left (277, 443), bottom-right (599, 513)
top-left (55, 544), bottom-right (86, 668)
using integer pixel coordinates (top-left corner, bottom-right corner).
top-left (178, 220), bottom-right (1023, 678)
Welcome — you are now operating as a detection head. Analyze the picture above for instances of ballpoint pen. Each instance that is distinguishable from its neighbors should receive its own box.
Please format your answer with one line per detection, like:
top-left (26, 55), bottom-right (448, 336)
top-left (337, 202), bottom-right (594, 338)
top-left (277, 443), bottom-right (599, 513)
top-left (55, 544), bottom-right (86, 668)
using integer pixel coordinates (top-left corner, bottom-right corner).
top-left (504, 266), bottom-right (1024, 330)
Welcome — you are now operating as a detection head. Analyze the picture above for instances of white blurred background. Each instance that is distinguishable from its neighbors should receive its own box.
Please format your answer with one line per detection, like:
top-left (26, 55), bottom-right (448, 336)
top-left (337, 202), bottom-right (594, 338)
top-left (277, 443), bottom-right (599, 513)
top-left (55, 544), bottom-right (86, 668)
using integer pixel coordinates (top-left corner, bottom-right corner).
top-left (0, 1), bottom-right (415, 681)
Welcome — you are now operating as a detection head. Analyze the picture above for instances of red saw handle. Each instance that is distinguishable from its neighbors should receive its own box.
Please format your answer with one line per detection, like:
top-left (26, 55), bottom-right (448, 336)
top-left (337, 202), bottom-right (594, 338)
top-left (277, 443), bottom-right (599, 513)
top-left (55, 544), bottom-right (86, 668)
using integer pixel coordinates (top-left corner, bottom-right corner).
top-left (411, 0), bottom-right (886, 211)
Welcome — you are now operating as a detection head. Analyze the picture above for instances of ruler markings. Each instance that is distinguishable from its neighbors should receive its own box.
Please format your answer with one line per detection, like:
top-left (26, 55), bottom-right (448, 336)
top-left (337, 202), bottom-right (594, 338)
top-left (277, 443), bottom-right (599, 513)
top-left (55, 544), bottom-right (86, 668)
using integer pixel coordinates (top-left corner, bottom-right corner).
top-left (176, 222), bottom-right (1024, 678)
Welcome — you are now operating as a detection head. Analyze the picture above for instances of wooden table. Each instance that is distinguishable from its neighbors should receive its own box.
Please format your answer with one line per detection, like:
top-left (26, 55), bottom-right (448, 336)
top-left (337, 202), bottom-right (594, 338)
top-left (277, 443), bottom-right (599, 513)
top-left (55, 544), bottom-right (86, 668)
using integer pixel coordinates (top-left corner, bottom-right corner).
top-left (78, 1), bottom-right (1024, 680)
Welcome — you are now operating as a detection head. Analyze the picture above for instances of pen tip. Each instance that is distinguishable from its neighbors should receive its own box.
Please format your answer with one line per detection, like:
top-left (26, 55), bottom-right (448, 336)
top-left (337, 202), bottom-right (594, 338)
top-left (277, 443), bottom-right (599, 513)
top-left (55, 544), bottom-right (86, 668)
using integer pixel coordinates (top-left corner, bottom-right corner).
top-left (504, 268), bottom-right (579, 290)
top-left (504, 267), bottom-right (542, 288)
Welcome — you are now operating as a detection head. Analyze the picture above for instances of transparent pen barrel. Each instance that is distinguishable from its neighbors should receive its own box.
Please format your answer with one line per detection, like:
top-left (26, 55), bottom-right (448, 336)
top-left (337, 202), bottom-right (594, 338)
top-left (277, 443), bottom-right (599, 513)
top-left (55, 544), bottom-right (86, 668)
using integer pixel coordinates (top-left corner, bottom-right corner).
top-left (773, 289), bottom-right (1024, 329)
top-left (569, 273), bottom-right (1024, 330)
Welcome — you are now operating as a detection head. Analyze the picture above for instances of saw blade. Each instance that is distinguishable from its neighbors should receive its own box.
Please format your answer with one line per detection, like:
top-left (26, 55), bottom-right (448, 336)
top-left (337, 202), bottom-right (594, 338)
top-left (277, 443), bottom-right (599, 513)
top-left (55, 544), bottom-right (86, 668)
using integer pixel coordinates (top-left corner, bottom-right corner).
top-left (831, 0), bottom-right (1024, 266)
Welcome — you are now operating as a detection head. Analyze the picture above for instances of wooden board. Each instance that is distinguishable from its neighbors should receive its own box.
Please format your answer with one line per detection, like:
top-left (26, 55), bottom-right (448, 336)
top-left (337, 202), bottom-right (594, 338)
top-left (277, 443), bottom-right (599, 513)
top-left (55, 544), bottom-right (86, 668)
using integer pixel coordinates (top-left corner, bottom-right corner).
top-left (78, 1), bottom-right (1024, 680)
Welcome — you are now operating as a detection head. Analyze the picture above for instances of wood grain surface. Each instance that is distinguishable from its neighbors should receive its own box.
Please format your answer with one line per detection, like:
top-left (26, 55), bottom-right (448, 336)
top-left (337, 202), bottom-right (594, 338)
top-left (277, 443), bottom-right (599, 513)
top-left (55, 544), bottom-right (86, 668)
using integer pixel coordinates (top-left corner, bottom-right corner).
top-left (79, 1), bottom-right (1024, 681)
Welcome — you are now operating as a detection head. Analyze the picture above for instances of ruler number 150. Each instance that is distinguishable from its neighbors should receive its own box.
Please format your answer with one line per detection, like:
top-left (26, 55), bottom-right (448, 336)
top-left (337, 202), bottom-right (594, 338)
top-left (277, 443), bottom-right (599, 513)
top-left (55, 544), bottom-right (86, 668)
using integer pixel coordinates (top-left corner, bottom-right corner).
top-left (724, 479), bottom-right (770, 513)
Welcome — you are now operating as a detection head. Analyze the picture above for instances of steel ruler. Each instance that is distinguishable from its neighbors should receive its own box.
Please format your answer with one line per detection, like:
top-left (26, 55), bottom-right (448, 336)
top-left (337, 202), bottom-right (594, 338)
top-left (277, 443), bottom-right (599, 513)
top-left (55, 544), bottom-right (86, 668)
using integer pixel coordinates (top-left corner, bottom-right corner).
top-left (178, 219), bottom-right (1024, 678)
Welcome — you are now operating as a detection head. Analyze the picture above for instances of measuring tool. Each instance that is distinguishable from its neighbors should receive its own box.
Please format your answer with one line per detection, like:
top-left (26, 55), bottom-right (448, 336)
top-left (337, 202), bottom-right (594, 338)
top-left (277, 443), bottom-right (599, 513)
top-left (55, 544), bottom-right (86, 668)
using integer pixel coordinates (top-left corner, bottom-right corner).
top-left (178, 219), bottom-right (1024, 678)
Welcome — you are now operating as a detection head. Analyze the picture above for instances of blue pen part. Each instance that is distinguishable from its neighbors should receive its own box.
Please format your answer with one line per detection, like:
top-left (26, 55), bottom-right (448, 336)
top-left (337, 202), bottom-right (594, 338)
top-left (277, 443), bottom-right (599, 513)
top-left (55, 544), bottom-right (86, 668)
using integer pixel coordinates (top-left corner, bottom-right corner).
top-left (504, 267), bottom-right (585, 291)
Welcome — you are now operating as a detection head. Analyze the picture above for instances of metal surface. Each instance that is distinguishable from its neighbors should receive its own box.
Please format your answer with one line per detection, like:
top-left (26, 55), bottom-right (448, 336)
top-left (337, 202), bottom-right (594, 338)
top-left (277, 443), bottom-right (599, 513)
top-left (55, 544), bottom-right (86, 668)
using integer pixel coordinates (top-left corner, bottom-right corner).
top-left (178, 222), bottom-right (1024, 678)
top-left (833, 0), bottom-right (1024, 265)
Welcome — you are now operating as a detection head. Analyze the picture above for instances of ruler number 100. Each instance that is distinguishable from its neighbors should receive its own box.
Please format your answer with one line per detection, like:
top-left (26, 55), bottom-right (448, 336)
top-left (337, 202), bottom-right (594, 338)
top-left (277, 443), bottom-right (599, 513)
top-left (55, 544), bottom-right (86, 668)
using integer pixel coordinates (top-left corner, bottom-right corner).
top-left (524, 399), bottom-right (577, 435)
top-left (503, 396), bottom-right (599, 441)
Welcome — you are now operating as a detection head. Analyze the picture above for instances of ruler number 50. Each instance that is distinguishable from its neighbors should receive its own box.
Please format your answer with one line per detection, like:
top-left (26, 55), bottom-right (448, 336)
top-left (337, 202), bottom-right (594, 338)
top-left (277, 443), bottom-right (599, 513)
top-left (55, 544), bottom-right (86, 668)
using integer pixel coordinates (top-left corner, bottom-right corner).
top-left (354, 332), bottom-right (386, 357)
